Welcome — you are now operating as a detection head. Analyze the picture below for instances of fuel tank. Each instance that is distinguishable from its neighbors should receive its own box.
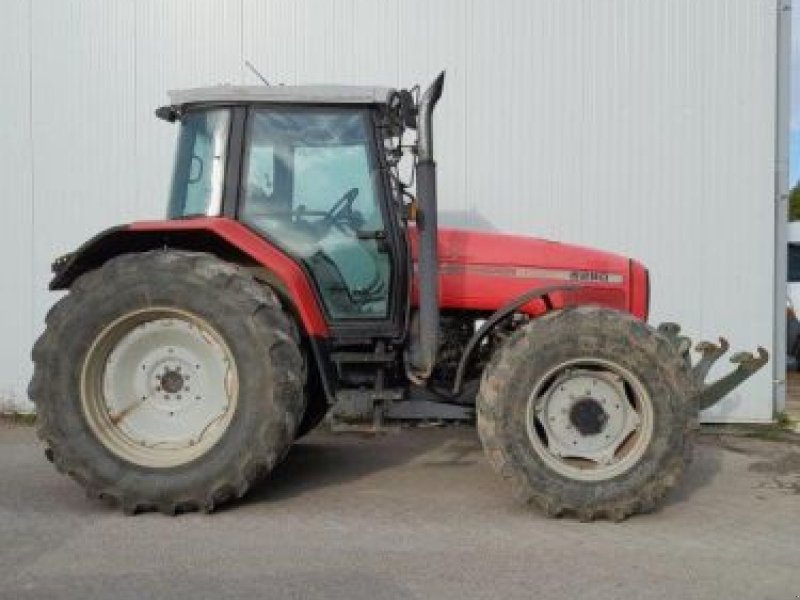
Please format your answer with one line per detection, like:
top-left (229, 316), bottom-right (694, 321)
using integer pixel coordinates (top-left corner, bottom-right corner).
top-left (410, 227), bottom-right (649, 320)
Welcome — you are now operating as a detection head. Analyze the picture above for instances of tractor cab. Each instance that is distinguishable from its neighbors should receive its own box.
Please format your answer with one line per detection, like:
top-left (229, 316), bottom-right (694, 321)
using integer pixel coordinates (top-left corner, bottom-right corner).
top-left (158, 84), bottom-right (425, 351)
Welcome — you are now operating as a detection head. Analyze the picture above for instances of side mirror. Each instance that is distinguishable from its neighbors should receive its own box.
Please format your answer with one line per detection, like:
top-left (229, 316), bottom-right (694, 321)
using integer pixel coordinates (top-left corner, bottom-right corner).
top-left (398, 90), bottom-right (418, 129)
top-left (155, 105), bottom-right (178, 122)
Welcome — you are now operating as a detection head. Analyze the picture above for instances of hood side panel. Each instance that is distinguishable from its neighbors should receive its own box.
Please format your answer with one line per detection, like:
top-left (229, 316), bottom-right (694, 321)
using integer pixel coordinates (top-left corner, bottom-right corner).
top-left (410, 227), bottom-right (634, 317)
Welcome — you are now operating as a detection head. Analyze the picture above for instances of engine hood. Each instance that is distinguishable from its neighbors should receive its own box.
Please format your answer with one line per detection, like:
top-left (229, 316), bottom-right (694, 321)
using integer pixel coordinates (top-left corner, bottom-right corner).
top-left (410, 227), bottom-right (643, 318)
top-left (435, 227), bottom-right (629, 276)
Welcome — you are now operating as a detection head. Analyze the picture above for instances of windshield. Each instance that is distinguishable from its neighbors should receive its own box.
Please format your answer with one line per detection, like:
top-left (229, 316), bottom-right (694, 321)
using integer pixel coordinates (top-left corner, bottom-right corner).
top-left (167, 109), bottom-right (230, 218)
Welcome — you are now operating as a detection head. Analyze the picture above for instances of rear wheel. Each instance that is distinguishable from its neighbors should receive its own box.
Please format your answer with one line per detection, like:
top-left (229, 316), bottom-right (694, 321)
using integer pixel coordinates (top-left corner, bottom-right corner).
top-left (295, 368), bottom-right (329, 439)
top-left (477, 306), bottom-right (695, 521)
top-left (29, 250), bottom-right (304, 514)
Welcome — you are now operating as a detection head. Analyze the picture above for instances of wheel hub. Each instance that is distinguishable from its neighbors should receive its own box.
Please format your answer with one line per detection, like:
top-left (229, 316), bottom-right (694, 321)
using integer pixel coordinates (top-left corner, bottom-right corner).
top-left (159, 368), bottom-right (185, 394)
top-left (569, 398), bottom-right (608, 436)
top-left (81, 309), bottom-right (239, 468)
top-left (526, 361), bottom-right (653, 481)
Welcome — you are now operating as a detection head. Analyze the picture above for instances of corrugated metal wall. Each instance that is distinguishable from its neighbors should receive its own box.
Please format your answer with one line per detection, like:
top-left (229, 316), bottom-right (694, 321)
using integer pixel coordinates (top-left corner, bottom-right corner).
top-left (0, 0), bottom-right (780, 421)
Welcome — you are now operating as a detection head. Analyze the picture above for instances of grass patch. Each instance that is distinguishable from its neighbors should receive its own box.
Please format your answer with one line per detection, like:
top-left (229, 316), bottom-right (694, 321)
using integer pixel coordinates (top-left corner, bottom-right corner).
top-left (0, 412), bottom-right (37, 426)
top-left (701, 418), bottom-right (800, 446)
top-left (741, 425), bottom-right (796, 443)
top-left (775, 411), bottom-right (793, 428)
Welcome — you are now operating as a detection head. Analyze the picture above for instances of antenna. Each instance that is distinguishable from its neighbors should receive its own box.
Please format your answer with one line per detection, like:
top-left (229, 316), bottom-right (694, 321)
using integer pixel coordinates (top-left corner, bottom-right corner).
top-left (244, 60), bottom-right (270, 86)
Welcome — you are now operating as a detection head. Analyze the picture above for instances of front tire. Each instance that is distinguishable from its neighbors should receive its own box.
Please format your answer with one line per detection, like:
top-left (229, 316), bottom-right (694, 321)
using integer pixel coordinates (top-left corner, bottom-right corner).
top-left (477, 306), bottom-right (695, 521)
top-left (29, 250), bottom-right (304, 514)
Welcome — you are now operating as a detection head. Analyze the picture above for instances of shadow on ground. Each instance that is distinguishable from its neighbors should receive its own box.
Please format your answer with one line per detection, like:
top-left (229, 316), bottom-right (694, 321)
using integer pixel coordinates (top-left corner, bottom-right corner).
top-left (229, 423), bottom-right (724, 513)
top-left (663, 438), bottom-right (723, 507)
top-left (222, 427), bottom-right (464, 510)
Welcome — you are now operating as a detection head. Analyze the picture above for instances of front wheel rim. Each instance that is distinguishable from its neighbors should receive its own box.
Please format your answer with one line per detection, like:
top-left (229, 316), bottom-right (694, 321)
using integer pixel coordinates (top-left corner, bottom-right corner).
top-left (525, 358), bottom-right (654, 482)
top-left (80, 307), bottom-right (239, 469)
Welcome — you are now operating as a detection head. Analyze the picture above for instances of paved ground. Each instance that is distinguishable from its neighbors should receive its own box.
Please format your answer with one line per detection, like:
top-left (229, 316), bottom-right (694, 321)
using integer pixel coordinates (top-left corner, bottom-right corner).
top-left (0, 422), bottom-right (798, 600)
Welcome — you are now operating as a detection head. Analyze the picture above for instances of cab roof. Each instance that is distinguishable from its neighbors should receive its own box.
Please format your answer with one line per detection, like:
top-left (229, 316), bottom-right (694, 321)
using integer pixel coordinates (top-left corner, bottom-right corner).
top-left (168, 85), bottom-right (395, 107)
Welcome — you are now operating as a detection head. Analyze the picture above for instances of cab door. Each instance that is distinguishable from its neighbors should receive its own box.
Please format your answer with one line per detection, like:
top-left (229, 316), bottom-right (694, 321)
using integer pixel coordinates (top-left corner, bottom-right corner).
top-left (239, 107), bottom-right (404, 336)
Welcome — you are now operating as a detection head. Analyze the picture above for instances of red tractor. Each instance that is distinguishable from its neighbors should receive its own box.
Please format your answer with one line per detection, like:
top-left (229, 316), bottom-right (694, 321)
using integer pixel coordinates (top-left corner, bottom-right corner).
top-left (30, 73), bottom-right (767, 520)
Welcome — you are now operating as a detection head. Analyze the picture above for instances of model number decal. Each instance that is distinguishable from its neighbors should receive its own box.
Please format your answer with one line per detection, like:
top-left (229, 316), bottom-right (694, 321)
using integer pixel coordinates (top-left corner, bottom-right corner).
top-left (438, 263), bottom-right (623, 284)
top-left (568, 271), bottom-right (617, 283)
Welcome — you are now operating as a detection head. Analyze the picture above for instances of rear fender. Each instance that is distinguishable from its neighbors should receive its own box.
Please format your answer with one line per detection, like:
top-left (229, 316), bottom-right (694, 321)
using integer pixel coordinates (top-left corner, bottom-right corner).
top-left (50, 217), bottom-right (329, 338)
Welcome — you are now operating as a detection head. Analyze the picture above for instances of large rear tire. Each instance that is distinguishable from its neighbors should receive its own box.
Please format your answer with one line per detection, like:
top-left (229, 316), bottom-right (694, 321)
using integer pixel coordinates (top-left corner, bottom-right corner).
top-left (29, 250), bottom-right (304, 514)
top-left (295, 368), bottom-right (329, 439)
top-left (477, 306), bottom-right (695, 521)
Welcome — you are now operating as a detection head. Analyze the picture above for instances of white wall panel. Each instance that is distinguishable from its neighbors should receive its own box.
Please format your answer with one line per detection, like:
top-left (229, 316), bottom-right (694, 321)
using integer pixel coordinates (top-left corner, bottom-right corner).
top-left (29, 1), bottom-right (138, 423)
top-left (0, 0), bottom-right (782, 421)
top-left (0, 0), bottom-right (33, 412)
top-left (133, 0), bottom-right (243, 220)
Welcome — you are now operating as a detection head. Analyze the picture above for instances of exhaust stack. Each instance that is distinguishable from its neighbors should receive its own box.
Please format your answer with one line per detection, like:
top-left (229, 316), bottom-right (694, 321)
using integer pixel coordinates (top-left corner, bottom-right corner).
top-left (408, 72), bottom-right (445, 381)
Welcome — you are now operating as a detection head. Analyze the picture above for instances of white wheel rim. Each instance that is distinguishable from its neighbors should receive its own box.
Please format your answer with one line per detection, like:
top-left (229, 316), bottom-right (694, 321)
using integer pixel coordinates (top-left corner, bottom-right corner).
top-left (525, 358), bottom-right (654, 481)
top-left (81, 308), bottom-right (238, 468)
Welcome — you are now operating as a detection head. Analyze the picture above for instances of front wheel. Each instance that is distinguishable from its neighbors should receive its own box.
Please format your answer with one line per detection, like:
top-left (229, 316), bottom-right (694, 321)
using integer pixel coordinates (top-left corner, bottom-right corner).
top-left (477, 306), bottom-right (695, 521)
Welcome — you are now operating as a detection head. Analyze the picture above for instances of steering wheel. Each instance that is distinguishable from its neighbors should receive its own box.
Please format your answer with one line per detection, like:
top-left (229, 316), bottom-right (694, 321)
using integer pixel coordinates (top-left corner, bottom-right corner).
top-left (322, 187), bottom-right (360, 229)
top-left (282, 188), bottom-right (362, 243)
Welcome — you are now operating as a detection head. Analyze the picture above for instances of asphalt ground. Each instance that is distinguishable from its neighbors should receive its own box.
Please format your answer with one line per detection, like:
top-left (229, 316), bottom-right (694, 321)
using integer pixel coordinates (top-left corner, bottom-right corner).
top-left (0, 421), bottom-right (798, 600)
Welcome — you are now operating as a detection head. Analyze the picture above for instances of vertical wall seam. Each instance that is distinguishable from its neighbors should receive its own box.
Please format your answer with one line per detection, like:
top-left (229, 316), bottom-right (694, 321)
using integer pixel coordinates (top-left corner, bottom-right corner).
top-left (133, 0), bottom-right (138, 214)
top-left (28, 0), bottom-right (35, 383)
top-left (395, 0), bottom-right (400, 83)
top-left (463, 0), bottom-right (470, 215)
top-left (239, 0), bottom-right (244, 83)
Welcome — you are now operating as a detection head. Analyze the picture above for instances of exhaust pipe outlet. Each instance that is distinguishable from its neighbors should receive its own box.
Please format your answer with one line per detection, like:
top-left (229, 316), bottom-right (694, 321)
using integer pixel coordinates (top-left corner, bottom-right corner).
top-left (417, 72), bottom-right (445, 162)
top-left (409, 72), bottom-right (445, 380)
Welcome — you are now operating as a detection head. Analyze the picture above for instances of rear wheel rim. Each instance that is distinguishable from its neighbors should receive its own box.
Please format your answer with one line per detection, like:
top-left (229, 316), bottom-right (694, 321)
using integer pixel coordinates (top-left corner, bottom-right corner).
top-left (525, 358), bottom-right (654, 481)
top-left (81, 307), bottom-right (239, 468)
